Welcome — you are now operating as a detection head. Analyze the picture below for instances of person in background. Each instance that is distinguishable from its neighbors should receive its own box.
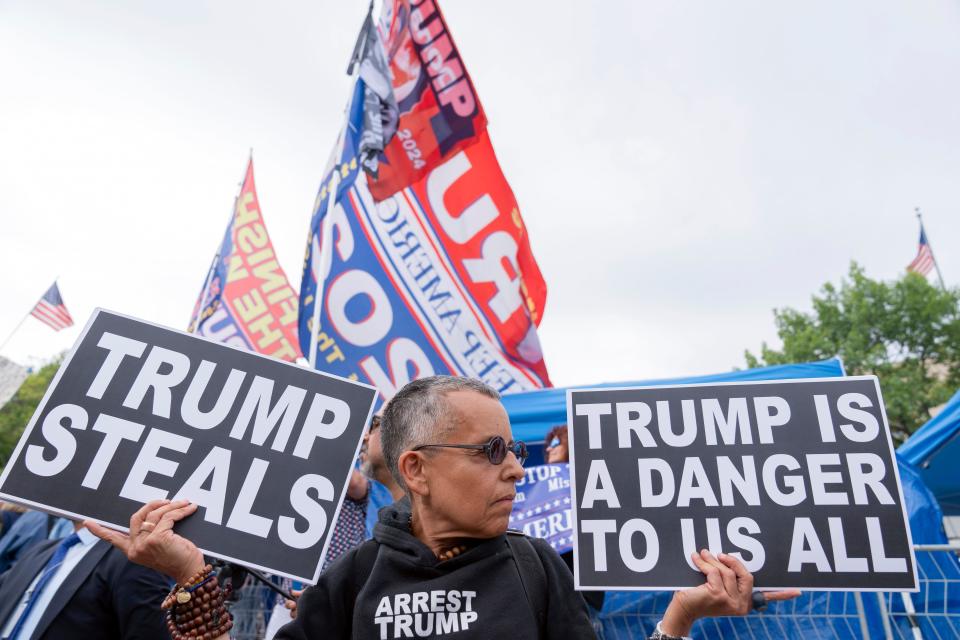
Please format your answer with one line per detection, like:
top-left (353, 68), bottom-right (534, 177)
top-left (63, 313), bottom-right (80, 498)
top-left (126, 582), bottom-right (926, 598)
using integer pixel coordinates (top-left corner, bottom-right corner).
top-left (91, 376), bottom-right (800, 640)
top-left (0, 504), bottom-right (23, 540)
top-left (360, 413), bottom-right (404, 501)
top-left (0, 520), bottom-right (170, 639)
top-left (46, 517), bottom-right (74, 541)
top-left (544, 424), bottom-right (569, 464)
top-left (322, 467), bottom-right (370, 571)
top-left (0, 506), bottom-right (52, 575)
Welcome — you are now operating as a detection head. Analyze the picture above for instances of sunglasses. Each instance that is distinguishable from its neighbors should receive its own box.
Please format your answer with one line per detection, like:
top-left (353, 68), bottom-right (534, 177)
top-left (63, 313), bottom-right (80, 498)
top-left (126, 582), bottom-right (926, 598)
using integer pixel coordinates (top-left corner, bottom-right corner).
top-left (546, 437), bottom-right (562, 449)
top-left (412, 436), bottom-right (529, 466)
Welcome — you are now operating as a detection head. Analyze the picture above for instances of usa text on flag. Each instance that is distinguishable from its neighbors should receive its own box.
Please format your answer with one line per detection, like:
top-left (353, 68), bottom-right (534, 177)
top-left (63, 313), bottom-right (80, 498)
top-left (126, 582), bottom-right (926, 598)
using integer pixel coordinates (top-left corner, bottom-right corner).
top-left (30, 283), bottom-right (74, 332)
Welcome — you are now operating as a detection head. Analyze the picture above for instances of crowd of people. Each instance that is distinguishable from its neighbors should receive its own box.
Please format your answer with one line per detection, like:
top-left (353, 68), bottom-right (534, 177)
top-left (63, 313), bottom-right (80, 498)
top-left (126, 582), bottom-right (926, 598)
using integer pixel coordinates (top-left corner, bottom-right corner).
top-left (0, 375), bottom-right (797, 639)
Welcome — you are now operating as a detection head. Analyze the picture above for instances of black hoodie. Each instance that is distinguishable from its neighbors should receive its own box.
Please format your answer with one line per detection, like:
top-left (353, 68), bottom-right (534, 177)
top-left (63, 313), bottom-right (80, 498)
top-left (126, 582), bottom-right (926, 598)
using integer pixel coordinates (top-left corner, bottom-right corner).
top-left (275, 502), bottom-right (597, 639)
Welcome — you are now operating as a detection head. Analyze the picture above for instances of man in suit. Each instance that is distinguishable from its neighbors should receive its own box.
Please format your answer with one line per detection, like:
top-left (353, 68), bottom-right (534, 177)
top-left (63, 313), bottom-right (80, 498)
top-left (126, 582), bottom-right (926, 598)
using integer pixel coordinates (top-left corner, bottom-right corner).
top-left (0, 520), bottom-right (171, 640)
top-left (0, 509), bottom-right (49, 575)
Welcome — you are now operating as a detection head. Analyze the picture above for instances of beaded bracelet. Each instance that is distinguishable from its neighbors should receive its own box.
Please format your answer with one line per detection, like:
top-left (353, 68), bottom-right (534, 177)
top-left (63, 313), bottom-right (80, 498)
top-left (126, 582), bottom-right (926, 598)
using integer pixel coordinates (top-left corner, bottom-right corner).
top-left (161, 565), bottom-right (233, 640)
top-left (161, 565), bottom-right (212, 608)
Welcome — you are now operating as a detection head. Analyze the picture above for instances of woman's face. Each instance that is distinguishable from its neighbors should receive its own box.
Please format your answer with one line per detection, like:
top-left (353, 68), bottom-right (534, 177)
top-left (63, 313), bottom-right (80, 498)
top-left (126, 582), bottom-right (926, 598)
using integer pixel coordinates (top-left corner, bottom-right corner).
top-left (545, 433), bottom-right (568, 464)
top-left (414, 391), bottom-right (525, 539)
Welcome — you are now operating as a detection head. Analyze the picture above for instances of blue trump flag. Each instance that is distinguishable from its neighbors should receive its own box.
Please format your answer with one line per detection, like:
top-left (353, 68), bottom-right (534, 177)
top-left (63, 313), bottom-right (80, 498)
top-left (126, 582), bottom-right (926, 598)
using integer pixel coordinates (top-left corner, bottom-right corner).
top-left (298, 3), bottom-right (553, 400)
top-left (297, 81), bottom-right (551, 399)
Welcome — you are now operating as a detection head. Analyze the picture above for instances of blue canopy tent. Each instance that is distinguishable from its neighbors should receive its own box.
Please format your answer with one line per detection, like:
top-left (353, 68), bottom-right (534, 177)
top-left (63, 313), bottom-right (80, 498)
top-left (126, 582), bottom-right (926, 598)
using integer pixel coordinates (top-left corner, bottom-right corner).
top-left (503, 358), bottom-right (845, 451)
top-left (367, 359), bottom-right (846, 528)
top-left (898, 387), bottom-right (960, 515)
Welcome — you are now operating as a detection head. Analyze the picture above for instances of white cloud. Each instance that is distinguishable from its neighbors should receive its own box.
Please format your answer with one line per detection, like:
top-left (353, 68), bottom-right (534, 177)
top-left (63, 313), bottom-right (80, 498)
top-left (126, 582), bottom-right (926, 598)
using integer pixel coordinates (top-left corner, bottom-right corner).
top-left (1, 0), bottom-right (958, 387)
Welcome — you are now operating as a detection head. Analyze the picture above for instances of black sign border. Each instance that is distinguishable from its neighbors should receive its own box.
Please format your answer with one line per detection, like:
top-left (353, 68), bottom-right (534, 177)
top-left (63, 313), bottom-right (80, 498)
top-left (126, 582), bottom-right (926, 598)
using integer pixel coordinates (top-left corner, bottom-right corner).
top-left (566, 376), bottom-right (918, 592)
top-left (0, 308), bottom-right (379, 585)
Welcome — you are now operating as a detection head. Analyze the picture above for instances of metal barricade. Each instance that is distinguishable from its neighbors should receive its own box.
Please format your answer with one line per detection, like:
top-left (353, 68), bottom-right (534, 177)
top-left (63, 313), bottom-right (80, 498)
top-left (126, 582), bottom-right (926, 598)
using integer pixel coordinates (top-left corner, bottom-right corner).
top-left (601, 591), bottom-right (872, 639)
top-left (218, 545), bottom-right (960, 639)
top-left (600, 544), bottom-right (960, 640)
top-left (227, 576), bottom-right (287, 640)
top-left (877, 545), bottom-right (960, 640)
top-left (941, 517), bottom-right (960, 542)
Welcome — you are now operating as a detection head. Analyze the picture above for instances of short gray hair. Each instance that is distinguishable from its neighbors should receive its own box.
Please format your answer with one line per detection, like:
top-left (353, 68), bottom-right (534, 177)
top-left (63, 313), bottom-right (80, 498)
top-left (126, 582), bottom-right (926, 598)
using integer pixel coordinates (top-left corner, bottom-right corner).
top-left (380, 376), bottom-right (500, 490)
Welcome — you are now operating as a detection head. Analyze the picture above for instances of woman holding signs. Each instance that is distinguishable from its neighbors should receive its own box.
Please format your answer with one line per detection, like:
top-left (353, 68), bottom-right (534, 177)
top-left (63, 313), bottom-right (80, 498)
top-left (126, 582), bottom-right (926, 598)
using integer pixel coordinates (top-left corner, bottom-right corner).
top-left (88, 376), bottom-right (799, 639)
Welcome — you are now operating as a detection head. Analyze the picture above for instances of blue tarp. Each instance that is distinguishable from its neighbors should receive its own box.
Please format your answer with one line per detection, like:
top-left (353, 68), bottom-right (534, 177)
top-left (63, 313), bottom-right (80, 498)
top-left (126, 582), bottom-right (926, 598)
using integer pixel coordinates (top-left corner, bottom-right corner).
top-left (503, 358), bottom-right (846, 444)
top-left (854, 458), bottom-right (958, 640)
top-left (898, 387), bottom-right (960, 515)
top-left (897, 454), bottom-right (951, 544)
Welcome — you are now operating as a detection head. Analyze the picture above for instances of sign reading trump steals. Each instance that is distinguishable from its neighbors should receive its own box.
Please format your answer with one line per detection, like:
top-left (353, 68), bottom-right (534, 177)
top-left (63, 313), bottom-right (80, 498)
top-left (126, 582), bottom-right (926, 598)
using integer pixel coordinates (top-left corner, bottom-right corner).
top-left (567, 378), bottom-right (917, 591)
top-left (0, 309), bottom-right (377, 584)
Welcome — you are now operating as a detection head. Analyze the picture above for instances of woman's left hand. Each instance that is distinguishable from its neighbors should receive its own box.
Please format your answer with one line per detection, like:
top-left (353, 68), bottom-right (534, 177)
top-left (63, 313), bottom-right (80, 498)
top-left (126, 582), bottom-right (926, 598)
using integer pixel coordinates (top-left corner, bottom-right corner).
top-left (661, 549), bottom-right (801, 636)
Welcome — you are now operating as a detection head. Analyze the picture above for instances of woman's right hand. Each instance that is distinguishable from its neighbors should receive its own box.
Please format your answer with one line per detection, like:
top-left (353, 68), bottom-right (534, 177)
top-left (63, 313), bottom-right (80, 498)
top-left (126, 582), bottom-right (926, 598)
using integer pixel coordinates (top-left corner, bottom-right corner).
top-left (86, 499), bottom-right (206, 584)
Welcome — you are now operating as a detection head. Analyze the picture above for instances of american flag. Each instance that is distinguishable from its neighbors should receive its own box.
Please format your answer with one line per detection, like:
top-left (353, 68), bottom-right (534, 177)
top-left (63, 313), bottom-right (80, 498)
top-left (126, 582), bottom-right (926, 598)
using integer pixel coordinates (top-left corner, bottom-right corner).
top-left (30, 282), bottom-right (74, 331)
top-left (907, 227), bottom-right (935, 276)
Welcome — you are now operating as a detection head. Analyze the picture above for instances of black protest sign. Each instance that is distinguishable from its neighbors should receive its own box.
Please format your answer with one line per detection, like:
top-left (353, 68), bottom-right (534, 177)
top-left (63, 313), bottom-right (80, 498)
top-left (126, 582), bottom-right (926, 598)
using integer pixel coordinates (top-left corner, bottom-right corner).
top-left (567, 377), bottom-right (917, 591)
top-left (0, 309), bottom-right (377, 584)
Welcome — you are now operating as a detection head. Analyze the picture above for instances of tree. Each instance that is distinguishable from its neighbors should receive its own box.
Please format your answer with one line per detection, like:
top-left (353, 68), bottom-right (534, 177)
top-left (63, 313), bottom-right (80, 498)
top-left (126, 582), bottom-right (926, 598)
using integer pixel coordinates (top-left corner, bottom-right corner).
top-left (0, 359), bottom-right (62, 470)
top-left (746, 263), bottom-right (960, 443)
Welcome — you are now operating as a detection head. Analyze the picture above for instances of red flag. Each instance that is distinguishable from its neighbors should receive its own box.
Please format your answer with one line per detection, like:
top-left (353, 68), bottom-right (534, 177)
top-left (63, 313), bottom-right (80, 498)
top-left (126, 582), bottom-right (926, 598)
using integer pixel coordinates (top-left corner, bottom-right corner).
top-left (408, 130), bottom-right (548, 331)
top-left (367, 0), bottom-right (488, 201)
top-left (189, 159), bottom-right (302, 362)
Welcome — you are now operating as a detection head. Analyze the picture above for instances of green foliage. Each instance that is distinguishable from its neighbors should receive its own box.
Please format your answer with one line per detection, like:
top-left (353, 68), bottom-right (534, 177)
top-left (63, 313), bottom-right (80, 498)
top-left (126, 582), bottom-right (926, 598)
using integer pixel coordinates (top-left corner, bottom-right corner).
top-left (746, 263), bottom-right (960, 443)
top-left (0, 359), bottom-right (61, 470)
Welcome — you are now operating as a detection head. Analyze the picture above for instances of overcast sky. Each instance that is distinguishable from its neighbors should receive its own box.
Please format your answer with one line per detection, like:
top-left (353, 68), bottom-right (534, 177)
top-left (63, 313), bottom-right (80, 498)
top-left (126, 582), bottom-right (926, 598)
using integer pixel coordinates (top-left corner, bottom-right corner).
top-left (1, 0), bottom-right (958, 387)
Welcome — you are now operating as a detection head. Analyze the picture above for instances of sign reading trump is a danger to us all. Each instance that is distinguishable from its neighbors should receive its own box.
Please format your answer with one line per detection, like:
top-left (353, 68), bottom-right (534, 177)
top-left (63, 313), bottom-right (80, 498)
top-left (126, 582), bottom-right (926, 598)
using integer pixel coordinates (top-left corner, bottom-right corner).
top-left (0, 309), bottom-right (378, 584)
top-left (567, 378), bottom-right (917, 592)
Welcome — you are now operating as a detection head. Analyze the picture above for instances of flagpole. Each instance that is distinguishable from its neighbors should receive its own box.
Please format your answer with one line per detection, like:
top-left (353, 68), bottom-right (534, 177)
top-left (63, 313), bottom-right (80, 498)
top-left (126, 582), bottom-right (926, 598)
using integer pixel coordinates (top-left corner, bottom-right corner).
top-left (916, 208), bottom-right (947, 291)
top-left (308, 6), bottom-right (371, 369)
top-left (0, 277), bottom-right (60, 353)
top-left (190, 253), bottom-right (222, 332)
top-left (0, 311), bottom-right (33, 353)
top-left (190, 155), bottom-right (251, 332)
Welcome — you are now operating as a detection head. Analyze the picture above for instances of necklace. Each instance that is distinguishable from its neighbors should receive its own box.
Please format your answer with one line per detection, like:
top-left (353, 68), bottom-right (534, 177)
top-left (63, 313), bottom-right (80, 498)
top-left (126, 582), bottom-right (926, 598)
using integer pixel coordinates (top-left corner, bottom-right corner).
top-left (409, 513), bottom-right (467, 561)
top-left (436, 545), bottom-right (467, 561)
